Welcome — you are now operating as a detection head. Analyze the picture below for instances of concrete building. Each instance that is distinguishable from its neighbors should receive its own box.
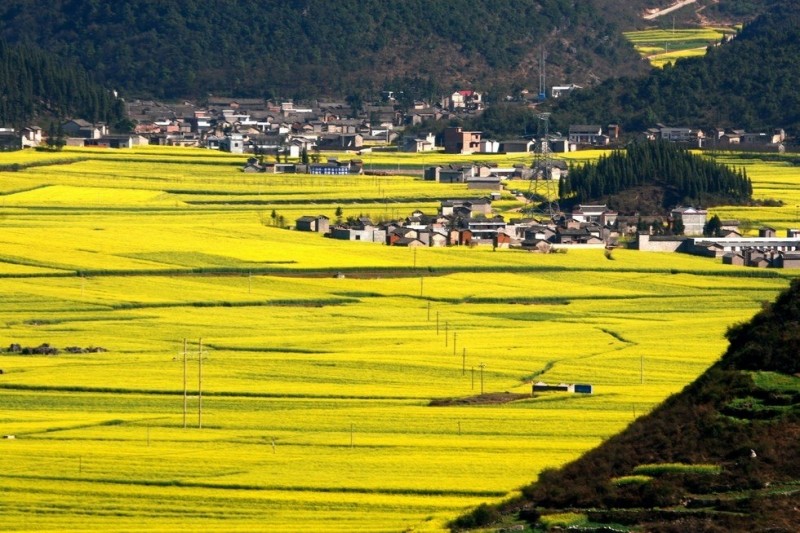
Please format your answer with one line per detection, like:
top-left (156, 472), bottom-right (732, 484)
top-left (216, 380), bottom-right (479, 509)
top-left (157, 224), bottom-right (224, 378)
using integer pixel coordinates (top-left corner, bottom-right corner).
top-left (443, 127), bottom-right (482, 154)
top-left (671, 207), bottom-right (708, 236)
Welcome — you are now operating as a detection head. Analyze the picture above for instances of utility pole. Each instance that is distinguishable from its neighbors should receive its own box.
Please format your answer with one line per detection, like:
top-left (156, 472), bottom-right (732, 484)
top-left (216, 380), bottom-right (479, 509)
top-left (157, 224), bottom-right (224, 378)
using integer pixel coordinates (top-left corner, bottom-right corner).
top-left (198, 337), bottom-right (203, 429)
top-left (436, 312), bottom-right (439, 335)
top-left (479, 362), bottom-right (485, 395)
top-left (420, 276), bottom-right (423, 297)
top-left (427, 301), bottom-right (431, 321)
top-left (183, 338), bottom-right (187, 429)
top-left (462, 348), bottom-right (466, 375)
top-left (445, 322), bottom-right (448, 346)
top-left (453, 332), bottom-right (457, 357)
top-left (640, 354), bottom-right (644, 385)
top-left (471, 366), bottom-right (475, 390)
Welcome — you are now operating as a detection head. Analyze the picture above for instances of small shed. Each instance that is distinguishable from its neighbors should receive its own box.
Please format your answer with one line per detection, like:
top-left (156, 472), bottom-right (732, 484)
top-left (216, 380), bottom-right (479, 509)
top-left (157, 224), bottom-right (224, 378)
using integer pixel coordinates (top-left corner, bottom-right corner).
top-left (295, 215), bottom-right (330, 233)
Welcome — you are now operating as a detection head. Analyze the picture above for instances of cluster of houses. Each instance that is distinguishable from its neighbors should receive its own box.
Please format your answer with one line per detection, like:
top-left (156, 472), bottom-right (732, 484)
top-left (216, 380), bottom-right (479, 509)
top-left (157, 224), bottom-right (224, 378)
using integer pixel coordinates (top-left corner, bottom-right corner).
top-left (645, 124), bottom-right (787, 151)
top-left (638, 218), bottom-right (800, 269)
top-left (433, 122), bottom-right (785, 155)
top-left (296, 196), bottom-right (800, 269)
top-left (0, 121), bottom-right (149, 150)
top-left (0, 86), bottom-right (788, 158)
top-left (242, 157), bottom-right (365, 175)
top-left (124, 95), bottom-right (488, 155)
top-left (296, 200), bottom-right (626, 250)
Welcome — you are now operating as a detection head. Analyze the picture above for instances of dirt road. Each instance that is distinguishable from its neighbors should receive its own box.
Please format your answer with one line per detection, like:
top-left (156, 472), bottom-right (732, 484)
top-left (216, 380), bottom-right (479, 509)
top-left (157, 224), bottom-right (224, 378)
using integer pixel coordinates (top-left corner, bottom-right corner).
top-left (643, 0), bottom-right (697, 20)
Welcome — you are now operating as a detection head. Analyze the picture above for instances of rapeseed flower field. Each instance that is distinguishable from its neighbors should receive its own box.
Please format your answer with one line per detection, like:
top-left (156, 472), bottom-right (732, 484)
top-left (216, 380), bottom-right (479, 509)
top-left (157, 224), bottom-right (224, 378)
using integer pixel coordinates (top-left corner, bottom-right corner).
top-left (0, 146), bottom-right (796, 531)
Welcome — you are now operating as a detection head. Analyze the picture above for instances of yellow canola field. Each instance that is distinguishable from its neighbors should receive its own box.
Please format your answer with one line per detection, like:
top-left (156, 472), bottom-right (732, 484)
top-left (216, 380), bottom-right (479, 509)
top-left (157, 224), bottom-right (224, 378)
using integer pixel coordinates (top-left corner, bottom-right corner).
top-left (0, 146), bottom-right (797, 531)
top-left (624, 27), bottom-right (737, 68)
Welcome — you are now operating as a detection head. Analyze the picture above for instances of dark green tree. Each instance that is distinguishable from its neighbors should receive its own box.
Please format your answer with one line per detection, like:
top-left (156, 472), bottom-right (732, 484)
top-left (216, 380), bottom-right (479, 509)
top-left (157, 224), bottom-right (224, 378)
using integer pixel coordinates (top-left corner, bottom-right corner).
top-left (704, 214), bottom-right (723, 237)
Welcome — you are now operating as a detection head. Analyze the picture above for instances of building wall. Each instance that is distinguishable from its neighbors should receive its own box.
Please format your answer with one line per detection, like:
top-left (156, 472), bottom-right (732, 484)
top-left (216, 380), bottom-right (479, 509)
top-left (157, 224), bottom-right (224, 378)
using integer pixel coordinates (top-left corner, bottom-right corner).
top-left (637, 234), bottom-right (685, 252)
top-left (680, 214), bottom-right (707, 236)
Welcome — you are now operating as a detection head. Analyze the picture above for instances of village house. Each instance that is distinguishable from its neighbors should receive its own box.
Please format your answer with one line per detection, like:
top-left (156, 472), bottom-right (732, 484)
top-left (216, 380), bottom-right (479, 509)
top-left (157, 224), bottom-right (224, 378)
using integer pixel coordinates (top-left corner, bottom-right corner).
top-left (466, 175), bottom-right (502, 191)
top-left (424, 164), bottom-right (485, 184)
top-left (568, 125), bottom-right (608, 146)
top-left (62, 119), bottom-right (108, 139)
top-left (21, 126), bottom-right (43, 148)
top-left (446, 90), bottom-right (483, 112)
top-left (443, 127), bottom-right (482, 154)
top-left (465, 216), bottom-right (507, 243)
top-left (439, 198), bottom-right (493, 217)
top-left (551, 84), bottom-right (582, 98)
top-left (533, 159), bottom-right (568, 180)
top-left (295, 215), bottom-right (330, 233)
top-left (644, 125), bottom-right (705, 147)
top-left (499, 139), bottom-right (536, 153)
top-left (83, 134), bottom-right (149, 148)
top-left (310, 158), bottom-right (363, 175)
top-left (671, 207), bottom-right (708, 236)
top-left (0, 129), bottom-right (22, 151)
top-left (220, 134), bottom-right (245, 154)
top-left (329, 217), bottom-right (386, 243)
top-left (570, 204), bottom-right (616, 224)
top-left (401, 133), bottom-right (436, 153)
top-left (480, 139), bottom-right (501, 153)
top-left (712, 128), bottom-right (786, 152)
top-left (546, 137), bottom-right (577, 153)
top-left (316, 133), bottom-right (363, 150)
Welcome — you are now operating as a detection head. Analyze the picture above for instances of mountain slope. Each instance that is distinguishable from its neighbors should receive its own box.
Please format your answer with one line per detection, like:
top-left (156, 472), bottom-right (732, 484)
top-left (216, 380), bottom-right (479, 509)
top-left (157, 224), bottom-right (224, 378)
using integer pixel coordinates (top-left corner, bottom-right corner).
top-left (454, 279), bottom-right (800, 532)
top-left (550, 0), bottom-right (800, 134)
top-left (0, 0), bottom-right (654, 100)
top-left (0, 40), bottom-right (125, 128)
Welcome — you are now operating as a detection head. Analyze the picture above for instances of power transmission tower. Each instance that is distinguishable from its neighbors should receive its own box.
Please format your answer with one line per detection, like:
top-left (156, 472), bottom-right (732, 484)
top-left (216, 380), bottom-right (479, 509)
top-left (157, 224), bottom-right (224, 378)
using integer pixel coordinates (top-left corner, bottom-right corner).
top-left (538, 49), bottom-right (547, 101)
top-left (527, 113), bottom-right (560, 219)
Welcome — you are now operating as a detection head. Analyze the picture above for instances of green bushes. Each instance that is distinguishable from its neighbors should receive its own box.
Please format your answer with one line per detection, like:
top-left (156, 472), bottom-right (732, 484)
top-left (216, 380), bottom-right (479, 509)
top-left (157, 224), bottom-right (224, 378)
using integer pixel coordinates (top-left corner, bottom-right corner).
top-left (632, 463), bottom-right (723, 476)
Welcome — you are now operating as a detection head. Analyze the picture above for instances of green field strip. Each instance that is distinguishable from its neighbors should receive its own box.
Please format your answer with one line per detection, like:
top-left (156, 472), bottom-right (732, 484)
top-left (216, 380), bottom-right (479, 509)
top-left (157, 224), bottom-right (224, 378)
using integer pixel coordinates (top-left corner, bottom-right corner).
top-left (0, 383), bottom-right (431, 401)
top-left (1, 473), bottom-right (507, 497)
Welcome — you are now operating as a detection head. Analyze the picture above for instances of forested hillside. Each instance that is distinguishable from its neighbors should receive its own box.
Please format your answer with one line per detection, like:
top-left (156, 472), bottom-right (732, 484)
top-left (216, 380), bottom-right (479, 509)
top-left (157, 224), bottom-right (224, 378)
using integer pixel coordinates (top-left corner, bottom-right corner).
top-left (550, 0), bottom-right (800, 134)
top-left (0, 0), bottom-right (653, 100)
top-left (0, 41), bottom-right (126, 128)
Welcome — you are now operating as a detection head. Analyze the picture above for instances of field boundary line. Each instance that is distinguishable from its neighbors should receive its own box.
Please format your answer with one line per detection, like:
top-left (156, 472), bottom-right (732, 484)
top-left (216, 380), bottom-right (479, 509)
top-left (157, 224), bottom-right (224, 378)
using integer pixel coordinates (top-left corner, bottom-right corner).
top-left (0, 473), bottom-right (508, 497)
top-left (0, 383), bottom-right (429, 401)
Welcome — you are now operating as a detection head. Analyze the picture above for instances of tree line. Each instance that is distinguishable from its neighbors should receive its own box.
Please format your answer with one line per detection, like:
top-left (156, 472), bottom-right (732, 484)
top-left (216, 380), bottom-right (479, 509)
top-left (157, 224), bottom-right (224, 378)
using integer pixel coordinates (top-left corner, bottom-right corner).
top-left (0, 40), bottom-right (126, 129)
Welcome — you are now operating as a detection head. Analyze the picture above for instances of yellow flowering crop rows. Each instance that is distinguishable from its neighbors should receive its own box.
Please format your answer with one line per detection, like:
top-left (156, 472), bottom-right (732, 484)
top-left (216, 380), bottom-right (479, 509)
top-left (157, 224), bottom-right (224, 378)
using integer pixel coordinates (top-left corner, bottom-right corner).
top-left (0, 146), bottom-right (797, 530)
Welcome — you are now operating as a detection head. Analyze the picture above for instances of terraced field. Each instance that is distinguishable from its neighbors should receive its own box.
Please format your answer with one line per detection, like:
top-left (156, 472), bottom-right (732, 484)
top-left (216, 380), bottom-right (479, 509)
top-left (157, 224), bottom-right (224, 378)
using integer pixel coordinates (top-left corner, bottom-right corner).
top-left (0, 146), bottom-right (797, 531)
top-left (624, 27), bottom-right (738, 67)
